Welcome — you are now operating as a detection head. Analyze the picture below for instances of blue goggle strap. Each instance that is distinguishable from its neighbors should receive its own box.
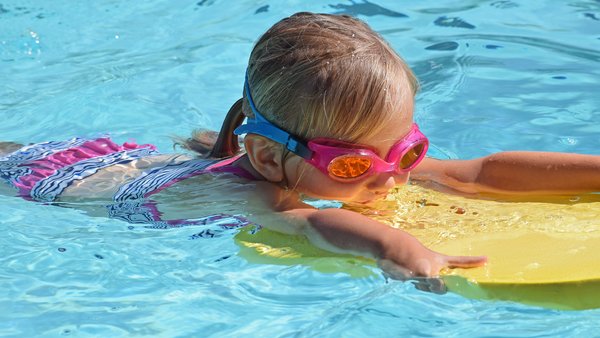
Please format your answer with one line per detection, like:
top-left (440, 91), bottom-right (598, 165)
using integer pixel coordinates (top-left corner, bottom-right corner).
top-left (233, 73), bottom-right (313, 160)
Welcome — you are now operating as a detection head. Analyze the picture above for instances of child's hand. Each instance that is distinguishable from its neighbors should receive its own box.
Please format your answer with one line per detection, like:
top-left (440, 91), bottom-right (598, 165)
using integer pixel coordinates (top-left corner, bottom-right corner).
top-left (377, 228), bottom-right (487, 292)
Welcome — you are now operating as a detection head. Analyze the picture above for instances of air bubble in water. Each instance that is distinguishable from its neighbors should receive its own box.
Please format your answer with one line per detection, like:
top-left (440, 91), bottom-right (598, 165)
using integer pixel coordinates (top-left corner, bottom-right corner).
top-left (559, 137), bottom-right (578, 146)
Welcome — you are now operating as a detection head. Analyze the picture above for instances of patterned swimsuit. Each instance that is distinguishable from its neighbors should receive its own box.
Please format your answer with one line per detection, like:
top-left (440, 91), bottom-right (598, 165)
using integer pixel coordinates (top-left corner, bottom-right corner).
top-left (0, 137), bottom-right (254, 231)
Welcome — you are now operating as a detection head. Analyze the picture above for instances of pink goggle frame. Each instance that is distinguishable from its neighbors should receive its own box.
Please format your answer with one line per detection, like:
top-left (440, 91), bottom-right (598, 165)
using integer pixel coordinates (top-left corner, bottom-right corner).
top-left (306, 123), bottom-right (429, 181)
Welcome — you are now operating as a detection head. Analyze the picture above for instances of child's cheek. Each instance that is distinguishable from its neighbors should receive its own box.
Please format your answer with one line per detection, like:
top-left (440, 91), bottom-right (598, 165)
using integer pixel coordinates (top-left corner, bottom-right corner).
top-left (286, 157), bottom-right (313, 187)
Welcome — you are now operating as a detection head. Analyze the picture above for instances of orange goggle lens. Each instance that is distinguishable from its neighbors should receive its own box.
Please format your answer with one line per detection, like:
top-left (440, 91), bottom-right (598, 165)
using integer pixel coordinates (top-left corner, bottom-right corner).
top-left (399, 143), bottom-right (426, 170)
top-left (326, 143), bottom-right (427, 179)
top-left (327, 156), bottom-right (373, 179)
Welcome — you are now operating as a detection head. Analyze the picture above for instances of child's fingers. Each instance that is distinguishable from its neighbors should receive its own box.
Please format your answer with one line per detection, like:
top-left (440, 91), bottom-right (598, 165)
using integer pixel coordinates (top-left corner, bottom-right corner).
top-left (377, 259), bottom-right (414, 280)
top-left (379, 259), bottom-right (448, 294)
top-left (446, 255), bottom-right (488, 269)
top-left (412, 278), bottom-right (447, 294)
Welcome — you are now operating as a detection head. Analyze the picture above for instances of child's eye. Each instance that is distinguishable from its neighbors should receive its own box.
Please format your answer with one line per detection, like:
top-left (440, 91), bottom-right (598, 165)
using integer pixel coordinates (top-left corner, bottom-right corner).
top-left (328, 155), bottom-right (372, 179)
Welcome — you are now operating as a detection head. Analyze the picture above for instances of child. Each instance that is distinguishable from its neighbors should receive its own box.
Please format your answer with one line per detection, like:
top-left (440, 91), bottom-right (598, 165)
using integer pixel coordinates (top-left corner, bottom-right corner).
top-left (1, 12), bottom-right (599, 281)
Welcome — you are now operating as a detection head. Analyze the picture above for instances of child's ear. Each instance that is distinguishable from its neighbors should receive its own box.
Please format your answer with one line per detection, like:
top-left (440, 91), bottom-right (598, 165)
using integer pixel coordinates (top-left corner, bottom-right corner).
top-left (243, 135), bottom-right (284, 182)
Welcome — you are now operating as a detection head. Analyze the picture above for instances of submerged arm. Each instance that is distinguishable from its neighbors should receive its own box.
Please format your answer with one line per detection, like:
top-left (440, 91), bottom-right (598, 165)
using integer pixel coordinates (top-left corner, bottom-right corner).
top-left (412, 151), bottom-right (600, 195)
top-left (281, 207), bottom-right (486, 278)
top-left (249, 182), bottom-right (485, 278)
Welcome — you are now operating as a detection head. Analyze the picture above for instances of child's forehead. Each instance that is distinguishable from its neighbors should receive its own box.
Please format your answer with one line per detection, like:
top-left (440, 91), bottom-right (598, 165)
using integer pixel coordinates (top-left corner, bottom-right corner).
top-left (380, 93), bottom-right (415, 126)
top-left (334, 92), bottom-right (415, 141)
top-left (380, 111), bottom-right (414, 137)
top-left (355, 103), bottom-right (415, 149)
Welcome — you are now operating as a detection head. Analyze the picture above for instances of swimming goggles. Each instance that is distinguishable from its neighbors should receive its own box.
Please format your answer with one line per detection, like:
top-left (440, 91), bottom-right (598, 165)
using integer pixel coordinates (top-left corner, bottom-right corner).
top-left (234, 74), bottom-right (429, 181)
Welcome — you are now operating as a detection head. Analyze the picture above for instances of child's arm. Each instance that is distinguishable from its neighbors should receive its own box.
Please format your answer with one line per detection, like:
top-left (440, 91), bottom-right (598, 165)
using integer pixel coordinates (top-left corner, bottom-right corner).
top-left (412, 151), bottom-right (600, 194)
top-left (250, 182), bottom-right (486, 279)
top-left (282, 207), bottom-right (487, 278)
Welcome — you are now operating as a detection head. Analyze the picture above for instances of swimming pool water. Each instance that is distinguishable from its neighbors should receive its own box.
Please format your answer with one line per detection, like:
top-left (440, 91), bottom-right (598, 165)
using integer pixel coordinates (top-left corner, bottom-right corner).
top-left (1, 0), bottom-right (599, 336)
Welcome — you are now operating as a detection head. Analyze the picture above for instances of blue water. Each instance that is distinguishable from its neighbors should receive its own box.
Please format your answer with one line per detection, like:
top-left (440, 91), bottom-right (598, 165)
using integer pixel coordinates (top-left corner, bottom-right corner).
top-left (1, 0), bottom-right (599, 337)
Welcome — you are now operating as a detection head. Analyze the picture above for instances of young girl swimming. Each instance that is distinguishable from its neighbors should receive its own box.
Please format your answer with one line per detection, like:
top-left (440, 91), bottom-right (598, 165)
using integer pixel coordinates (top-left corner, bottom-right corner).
top-left (2, 12), bottom-right (600, 281)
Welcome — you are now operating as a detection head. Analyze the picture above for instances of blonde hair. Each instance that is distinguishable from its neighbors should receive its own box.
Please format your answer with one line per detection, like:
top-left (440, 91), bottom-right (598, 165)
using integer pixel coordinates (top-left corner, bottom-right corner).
top-left (180, 12), bottom-right (418, 158)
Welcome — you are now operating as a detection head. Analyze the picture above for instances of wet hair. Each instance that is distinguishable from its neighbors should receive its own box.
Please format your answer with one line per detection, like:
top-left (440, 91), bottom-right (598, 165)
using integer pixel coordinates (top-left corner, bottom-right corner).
top-left (178, 12), bottom-right (418, 158)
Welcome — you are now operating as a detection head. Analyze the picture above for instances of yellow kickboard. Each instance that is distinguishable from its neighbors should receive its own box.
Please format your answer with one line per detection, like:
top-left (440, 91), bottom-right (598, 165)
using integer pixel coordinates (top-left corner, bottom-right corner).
top-left (236, 184), bottom-right (600, 310)
top-left (383, 184), bottom-right (600, 310)
top-left (436, 231), bottom-right (600, 310)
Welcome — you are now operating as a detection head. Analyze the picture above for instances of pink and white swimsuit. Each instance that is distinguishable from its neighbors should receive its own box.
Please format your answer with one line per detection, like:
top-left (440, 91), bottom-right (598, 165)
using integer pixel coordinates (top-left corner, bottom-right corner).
top-left (0, 137), bottom-right (254, 230)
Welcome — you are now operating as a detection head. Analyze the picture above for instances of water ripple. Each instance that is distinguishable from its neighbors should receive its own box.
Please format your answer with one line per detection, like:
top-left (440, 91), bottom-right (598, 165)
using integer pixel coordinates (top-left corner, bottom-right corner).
top-left (329, 0), bottom-right (408, 18)
top-left (419, 33), bottom-right (600, 62)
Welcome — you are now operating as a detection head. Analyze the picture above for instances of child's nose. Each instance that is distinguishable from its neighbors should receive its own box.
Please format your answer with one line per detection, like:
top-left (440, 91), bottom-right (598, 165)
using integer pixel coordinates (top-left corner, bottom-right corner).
top-left (367, 173), bottom-right (403, 192)
top-left (395, 172), bottom-right (410, 186)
